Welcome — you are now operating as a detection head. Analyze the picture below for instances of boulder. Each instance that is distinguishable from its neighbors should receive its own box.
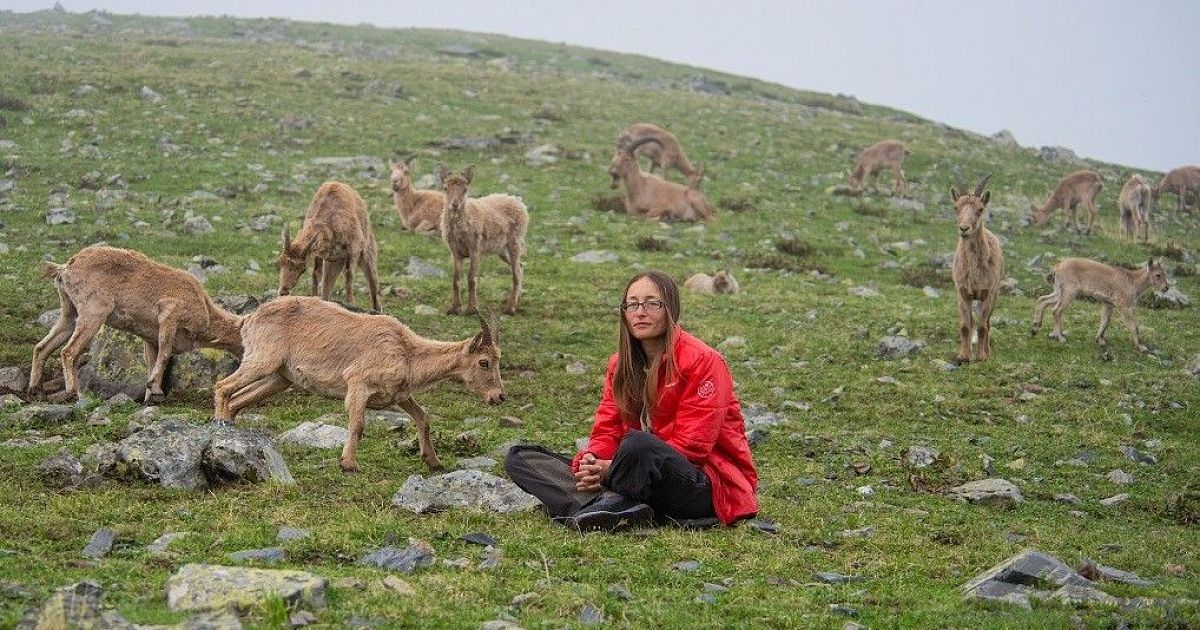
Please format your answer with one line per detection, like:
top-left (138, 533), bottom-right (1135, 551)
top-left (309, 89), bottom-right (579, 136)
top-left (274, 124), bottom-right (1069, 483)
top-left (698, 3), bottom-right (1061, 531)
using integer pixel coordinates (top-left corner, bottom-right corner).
top-left (391, 469), bottom-right (539, 514)
top-left (166, 564), bottom-right (327, 613)
top-left (948, 478), bottom-right (1023, 507)
top-left (0, 365), bottom-right (25, 393)
top-left (203, 426), bottom-right (295, 485)
top-left (961, 549), bottom-right (1094, 610)
top-left (16, 581), bottom-right (134, 629)
top-left (358, 542), bottom-right (435, 574)
top-left (277, 421), bottom-right (347, 449)
top-left (80, 327), bottom-right (238, 396)
top-left (37, 449), bottom-right (86, 489)
top-left (876, 335), bottom-right (925, 359)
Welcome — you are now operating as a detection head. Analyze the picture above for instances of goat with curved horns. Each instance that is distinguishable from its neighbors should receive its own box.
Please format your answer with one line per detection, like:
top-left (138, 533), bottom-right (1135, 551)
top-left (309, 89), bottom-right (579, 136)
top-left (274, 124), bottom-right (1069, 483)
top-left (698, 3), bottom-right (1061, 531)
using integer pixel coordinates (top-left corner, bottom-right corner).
top-left (607, 137), bottom-right (715, 222)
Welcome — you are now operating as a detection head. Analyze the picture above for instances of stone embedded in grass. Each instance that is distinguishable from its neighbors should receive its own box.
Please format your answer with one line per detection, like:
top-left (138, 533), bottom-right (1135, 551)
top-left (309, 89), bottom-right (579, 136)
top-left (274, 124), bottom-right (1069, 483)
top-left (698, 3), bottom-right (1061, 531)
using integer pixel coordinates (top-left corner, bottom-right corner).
top-left (1147, 287), bottom-right (1192, 309)
top-left (847, 286), bottom-right (879, 298)
top-left (1107, 469), bottom-right (1135, 485)
top-left (1119, 445), bottom-right (1157, 465)
top-left (228, 547), bottom-right (285, 564)
top-left (166, 563), bottom-right (327, 612)
top-left (607, 583), bottom-right (633, 600)
top-left (182, 215), bottom-right (214, 235)
top-left (147, 532), bottom-right (190, 554)
top-left (565, 361), bottom-right (587, 374)
top-left (1099, 493), bottom-right (1130, 507)
top-left (277, 421), bottom-right (348, 449)
top-left (82, 529), bottom-right (115, 559)
top-left (358, 542), bottom-right (434, 574)
top-left (277, 527), bottom-right (309, 542)
top-left (841, 526), bottom-right (874, 539)
top-left (406, 256), bottom-right (445, 279)
top-left (46, 207), bottom-right (75, 225)
top-left (814, 572), bottom-right (868, 584)
top-left (460, 532), bottom-right (498, 547)
top-left (0, 366), bottom-right (24, 393)
top-left (381, 575), bottom-right (415, 596)
top-left (671, 560), bottom-right (701, 572)
top-left (391, 470), bottom-right (540, 514)
top-left (903, 445), bottom-right (939, 468)
top-left (17, 404), bottom-right (75, 425)
top-left (1054, 493), bottom-right (1082, 505)
top-left (37, 448), bottom-right (85, 489)
top-left (139, 85), bottom-right (163, 103)
top-left (570, 250), bottom-right (618, 264)
top-left (949, 478), bottom-right (1023, 507)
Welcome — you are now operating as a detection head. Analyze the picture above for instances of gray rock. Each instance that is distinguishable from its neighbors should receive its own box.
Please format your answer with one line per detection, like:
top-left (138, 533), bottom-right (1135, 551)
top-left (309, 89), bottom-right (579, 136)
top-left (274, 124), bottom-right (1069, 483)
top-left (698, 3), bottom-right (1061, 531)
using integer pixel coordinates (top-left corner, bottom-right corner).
top-left (38, 448), bottom-right (86, 488)
top-left (814, 572), bottom-right (868, 584)
top-left (182, 215), bottom-right (215, 235)
top-left (876, 335), bottom-right (925, 359)
top-left (391, 470), bottom-right (539, 514)
top-left (922, 286), bottom-right (940, 298)
top-left (358, 543), bottom-right (434, 574)
top-left (406, 257), bottom-right (445, 279)
top-left (277, 527), bottom-right (310, 542)
top-left (277, 421), bottom-right (347, 449)
top-left (1148, 287), bottom-right (1191, 309)
top-left (457, 456), bottom-right (497, 471)
top-left (565, 361), bottom-right (587, 374)
top-left (1054, 493), bottom-right (1082, 505)
top-left (18, 404), bottom-right (75, 424)
top-left (15, 581), bottom-right (136, 629)
top-left (1120, 444), bottom-right (1158, 465)
top-left (0, 366), bottom-right (24, 392)
top-left (46, 207), bottom-right (76, 225)
top-left (1097, 565), bottom-right (1155, 588)
top-left (1051, 583), bottom-right (1120, 606)
top-left (37, 309), bottom-right (61, 327)
top-left (128, 405), bottom-right (162, 431)
top-left (961, 549), bottom-right (1094, 610)
top-left (1186, 354), bottom-right (1200, 377)
top-left (228, 547), bottom-right (286, 563)
top-left (992, 130), bottom-right (1019, 147)
top-left (82, 529), bottom-right (116, 559)
top-left (165, 563), bottom-right (327, 612)
top-left (718, 336), bottom-right (747, 350)
top-left (888, 197), bottom-right (925, 211)
top-left (139, 85), bottom-right (163, 103)
top-left (413, 304), bottom-right (439, 316)
top-left (147, 532), bottom-right (190, 554)
top-left (479, 622), bottom-right (522, 630)
top-left (841, 526), bottom-right (874, 538)
top-left (1099, 493), bottom-right (1130, 507)
top-left (1106, 469), bottom-right (1135, 485)
top-left (949, 478), bottom-right (1023, 506)
top-left (847, 286), bottom-right (879, 298)
top-left (671, 560), bottom-right (701, 572)
top-left (903, 445), bottom-right (940, 468)
top-left (570, 250), bottom-right (618, 264)
top-left (687, 75), bottom-right (728, 95)
top-left (1, 394), bottom-right (23, 407)
top-left (307, 156), bottom-right (386, 173)
top-left (1038, 146), bottom-right (1080, 164)
top-left (524, 144), bottom-right (560, 166)
top-left (82, 327), bottom-right (238, 397)
top-left (203, 426), bottom-right (295, 485)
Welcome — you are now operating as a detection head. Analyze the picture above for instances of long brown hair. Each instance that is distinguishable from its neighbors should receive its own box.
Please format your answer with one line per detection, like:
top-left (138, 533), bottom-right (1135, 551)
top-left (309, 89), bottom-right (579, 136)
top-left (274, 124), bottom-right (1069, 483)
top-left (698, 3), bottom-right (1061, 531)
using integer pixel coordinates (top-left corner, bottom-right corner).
top-left (613, 270), bottom-right (681, 423)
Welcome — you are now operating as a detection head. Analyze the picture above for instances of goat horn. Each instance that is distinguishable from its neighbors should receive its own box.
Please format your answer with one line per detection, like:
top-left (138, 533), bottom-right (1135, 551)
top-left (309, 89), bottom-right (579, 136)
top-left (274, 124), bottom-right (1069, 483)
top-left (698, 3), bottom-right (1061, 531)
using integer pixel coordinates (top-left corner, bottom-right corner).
top-left (626, 136), bottom-right (663, 154)
top-left (974, 173), bottom-right (992, 197)
top-left (282, 224), bottom-right (291, 250)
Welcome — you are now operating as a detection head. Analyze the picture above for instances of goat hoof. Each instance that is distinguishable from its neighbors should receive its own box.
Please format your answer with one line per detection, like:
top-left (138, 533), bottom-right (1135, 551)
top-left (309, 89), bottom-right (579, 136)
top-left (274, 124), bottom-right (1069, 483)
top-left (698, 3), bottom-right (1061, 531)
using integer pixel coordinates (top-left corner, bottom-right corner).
top-left (952, 357), bottom-right (969, 366)
top-left (339, 460), bottom-right (360, 474)
top-left (446, 306), bottom-right (461, 315)
top-left (503, 307), bottom-right (517, 316)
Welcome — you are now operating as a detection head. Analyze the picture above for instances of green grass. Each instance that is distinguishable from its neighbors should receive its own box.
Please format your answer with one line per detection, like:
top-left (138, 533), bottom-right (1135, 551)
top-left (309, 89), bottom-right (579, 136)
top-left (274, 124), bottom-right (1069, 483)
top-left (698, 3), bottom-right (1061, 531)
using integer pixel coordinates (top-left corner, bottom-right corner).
top-left (1, 8), bottom-right (1198, 629)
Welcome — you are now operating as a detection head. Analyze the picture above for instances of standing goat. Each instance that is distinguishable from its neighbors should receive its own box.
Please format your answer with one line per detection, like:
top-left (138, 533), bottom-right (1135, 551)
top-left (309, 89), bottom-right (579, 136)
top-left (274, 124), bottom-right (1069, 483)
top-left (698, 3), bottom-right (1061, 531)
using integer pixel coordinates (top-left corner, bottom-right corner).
top-left (1031, 258), bottom-right (1167, 352)
top-left (278, 181), bottom-right (381, 312)
top-left (1030, 170), bottom-right (1103, 235)
top-left (848, 139), bottom-right (910, 196)
top-left (1152, 165), bottom-right (1200, 217)
top-left (213, 296), bottom-right (504, 473)
top-left (436, 163), bottom-right (528, 315)
top-left (607, 137), bottom-right (715, 222)
top-left (29, 246), bottom-right (243, 403)
top-left (390, 157), bottom-right (444, 235)
top-left (616, 123), bottom-right (704, 187)
top-left (1119, 174), bottom-right (1153, 241)
top-left (951, 174), bottom-right (1004, 364)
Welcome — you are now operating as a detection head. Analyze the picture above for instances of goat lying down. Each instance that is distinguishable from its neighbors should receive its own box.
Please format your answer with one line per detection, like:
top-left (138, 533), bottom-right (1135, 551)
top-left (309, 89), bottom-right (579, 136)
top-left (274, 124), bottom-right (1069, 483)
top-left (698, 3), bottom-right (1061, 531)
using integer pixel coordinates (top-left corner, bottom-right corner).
top-left (30, 245), bottom-right (243, 403)
top-left (213, 296), bottom-right (504, 473)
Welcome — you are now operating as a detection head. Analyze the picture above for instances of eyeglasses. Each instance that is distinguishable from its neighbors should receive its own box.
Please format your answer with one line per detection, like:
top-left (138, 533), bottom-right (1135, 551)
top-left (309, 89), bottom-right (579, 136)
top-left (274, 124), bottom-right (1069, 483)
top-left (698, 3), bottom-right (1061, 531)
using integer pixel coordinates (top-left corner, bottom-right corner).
top-left (619, 300), bottom-right (666, 313)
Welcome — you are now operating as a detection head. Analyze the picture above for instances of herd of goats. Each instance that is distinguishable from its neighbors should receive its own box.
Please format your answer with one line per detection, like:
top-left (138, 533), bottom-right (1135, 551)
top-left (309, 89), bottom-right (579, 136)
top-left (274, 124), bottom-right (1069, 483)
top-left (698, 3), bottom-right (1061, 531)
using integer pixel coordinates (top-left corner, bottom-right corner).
top-left (19, 123), bottom-right (1199, 473)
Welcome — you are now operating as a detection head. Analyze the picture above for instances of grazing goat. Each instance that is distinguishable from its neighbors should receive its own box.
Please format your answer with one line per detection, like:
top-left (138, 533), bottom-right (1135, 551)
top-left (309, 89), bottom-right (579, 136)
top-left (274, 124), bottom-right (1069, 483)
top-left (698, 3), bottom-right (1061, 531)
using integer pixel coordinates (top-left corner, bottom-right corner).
top-left (683, 269), bottom-right (740, 296)
top-left (1030, 170), bottom-right (1103, 235)
top-left (29, 246), bottom-right (243, 403)
top-left (951, 174), bottom-right (1004, 364)
top-left (278, 181), bottom-right (381, 312)
top-left (1119, 174), bottom-right (1153, 241)
top-left (390, 157), bottom-right (445, 235)
top-left (607, 137), bottom-right (715, 222)
top-left (436, 163), bottom-right (528, 315)
top-left (213, 296), bottom-right (504, 473)
top-left (1031, 258), bottom-right (1167, 352)
top-left (617, 123), bottom-right (703, 187)
top-left (848, 139), bottom-right (910, 196)
top-left (1153, 165), bottom-right (1200, 216)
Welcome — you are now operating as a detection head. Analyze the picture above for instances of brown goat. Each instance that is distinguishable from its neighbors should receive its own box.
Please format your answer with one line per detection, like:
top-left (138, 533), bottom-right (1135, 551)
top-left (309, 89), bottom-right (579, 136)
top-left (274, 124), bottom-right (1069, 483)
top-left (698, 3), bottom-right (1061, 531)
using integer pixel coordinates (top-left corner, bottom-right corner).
top-left (1030, 170), bottom-right (1104, 235)
top-left (1031, 258), bottom-right (1168, 352)
top-left (278, 181), bottom-right (381, 312)
top-left (683, 269), bottom-right (740, 296)
top-left (617, 123), bottom-right (703, 187)
top-left (1119, 174), bottom-right (1152, 241)
top-left (436, 164), bottom-right (528, 315)
top-left (390, 157), bottom-right (445, 235)
top-left (951, 174), bottom-right (1005, 363)
top-left (1152, 165), bottom-right (1200, 216)
top-left (29, 246), bottom-right (243, 403)
top-left (213, 296), bottom-right (504, 473)
top-left (848, 139), bottom-right (910, 196)
top-left (607, 137), bottom-right (715, 222)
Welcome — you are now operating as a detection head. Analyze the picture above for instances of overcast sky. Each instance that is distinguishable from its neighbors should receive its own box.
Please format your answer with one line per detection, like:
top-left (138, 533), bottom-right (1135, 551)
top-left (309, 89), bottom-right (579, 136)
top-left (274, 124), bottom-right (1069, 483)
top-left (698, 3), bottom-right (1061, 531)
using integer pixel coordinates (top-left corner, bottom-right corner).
top-left (6, 0), bottom-right (1198, 172)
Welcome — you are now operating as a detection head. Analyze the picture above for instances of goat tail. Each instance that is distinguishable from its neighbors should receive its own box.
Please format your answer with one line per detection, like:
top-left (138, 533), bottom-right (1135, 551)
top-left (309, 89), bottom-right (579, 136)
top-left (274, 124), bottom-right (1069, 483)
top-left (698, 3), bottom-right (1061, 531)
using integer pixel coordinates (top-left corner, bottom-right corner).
top-left (41, 261), bottom-right (64, 280)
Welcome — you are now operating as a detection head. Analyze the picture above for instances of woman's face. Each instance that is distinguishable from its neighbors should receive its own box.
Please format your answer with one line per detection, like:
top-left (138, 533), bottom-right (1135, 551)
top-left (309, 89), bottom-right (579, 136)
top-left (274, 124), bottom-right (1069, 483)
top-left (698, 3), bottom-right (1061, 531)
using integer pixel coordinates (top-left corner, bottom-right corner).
top-left (623, 277), bottom-right (670, 341)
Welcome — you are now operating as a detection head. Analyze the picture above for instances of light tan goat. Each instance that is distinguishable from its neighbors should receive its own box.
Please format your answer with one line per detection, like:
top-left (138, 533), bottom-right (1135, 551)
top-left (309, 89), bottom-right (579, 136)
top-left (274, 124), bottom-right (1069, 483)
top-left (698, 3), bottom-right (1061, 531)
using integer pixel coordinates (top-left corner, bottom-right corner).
top-left (607, 137), bottom-right (715, 223)
top-left (278, 181), bottom-right (381, 312)
top-left (389, 157), bottom-right (444, 235)
top-left (436, 163), bottom-right (528, 315)
top-left (29, 246), bottom-right (243, 403)
top-left (1152, 165), bottom-right (1200, 216)
top-left (1030, 170), bottom-right (1104, 235)
top-left (1119, 174), bottom-right (1152, 241)
top-left (213, 296), bottom-right (504, 473)
top-left (683, 269), bottom-right (740, 296)
top-left (951, 174), bottom-right (1004, 364)
top-left (848, 139), bottom-right (910, 196)
top-left (1031, 258), bottom-right (1168, 352)
top-left (617, 123), bottom-right (703, 188)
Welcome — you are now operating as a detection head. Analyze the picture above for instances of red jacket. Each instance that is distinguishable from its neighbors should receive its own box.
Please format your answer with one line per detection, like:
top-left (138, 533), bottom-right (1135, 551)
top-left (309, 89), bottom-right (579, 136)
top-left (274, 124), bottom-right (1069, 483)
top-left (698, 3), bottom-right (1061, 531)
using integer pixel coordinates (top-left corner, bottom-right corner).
top-left (573, 328), bottom-right (758, 525)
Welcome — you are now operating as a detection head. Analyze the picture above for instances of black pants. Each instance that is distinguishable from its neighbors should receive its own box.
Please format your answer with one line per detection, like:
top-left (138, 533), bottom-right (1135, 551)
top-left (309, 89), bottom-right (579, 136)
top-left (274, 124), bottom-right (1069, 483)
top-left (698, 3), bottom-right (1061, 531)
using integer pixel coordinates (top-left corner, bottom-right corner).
top-left (505, 431), bottom-right (717, 525)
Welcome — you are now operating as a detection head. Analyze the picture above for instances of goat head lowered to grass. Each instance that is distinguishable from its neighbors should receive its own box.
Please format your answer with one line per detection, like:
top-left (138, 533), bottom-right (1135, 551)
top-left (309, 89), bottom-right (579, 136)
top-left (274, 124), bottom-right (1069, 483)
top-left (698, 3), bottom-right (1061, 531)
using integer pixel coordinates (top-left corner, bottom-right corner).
top-left (213, 296), bottom-right (504, 473)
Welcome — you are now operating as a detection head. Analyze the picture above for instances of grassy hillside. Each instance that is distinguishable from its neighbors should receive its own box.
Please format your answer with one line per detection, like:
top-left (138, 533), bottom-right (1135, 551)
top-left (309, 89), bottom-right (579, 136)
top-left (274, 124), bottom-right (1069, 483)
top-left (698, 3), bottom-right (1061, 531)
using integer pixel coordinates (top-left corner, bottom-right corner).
top-left (1, 8), bottom-right (1197, 629)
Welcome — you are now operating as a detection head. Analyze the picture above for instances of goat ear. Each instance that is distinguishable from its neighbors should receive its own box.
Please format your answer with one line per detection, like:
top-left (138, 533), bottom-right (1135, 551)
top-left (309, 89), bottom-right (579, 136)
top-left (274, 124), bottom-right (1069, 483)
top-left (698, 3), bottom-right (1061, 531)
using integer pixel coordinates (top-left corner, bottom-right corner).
top-left (467, 332), bottom-right (483, 354)
top-left (462, 164), bottom-right (475, 184)
top-left (950, 187), bottom-right (961, 202)
top-left (981, 191), bottom-right (991, 206)
top-left (281, 225), bottom-right (291, 251)
top-left (435, 163), bottom-right (449, 185)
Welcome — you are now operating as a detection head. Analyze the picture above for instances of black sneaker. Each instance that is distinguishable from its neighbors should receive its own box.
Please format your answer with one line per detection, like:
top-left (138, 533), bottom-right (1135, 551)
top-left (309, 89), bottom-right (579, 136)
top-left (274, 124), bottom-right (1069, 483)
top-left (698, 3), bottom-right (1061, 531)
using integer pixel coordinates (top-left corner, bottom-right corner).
top-left (571, 492), bottom-right (655, 532)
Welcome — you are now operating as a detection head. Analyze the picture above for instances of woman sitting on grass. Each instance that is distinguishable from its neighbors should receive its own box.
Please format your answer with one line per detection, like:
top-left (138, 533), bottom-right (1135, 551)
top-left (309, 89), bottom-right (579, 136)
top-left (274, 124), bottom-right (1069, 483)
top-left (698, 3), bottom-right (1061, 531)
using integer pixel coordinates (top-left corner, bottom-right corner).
top-left (505, 270), bottom-right (758, 531)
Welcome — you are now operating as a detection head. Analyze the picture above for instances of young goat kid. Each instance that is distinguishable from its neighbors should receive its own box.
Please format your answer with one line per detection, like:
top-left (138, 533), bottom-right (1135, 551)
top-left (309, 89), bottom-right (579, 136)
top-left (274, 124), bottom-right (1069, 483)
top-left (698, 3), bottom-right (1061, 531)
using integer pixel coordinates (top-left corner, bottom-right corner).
top-left (848, 139), bottom-right (910, 197)
top-left (437, 164), bottom-right (528, 315)
top-left (1119, 174), bottom-right (1152, 241)
top-left (683, 269), bottom-right (740, 296)
top-left (1153, 165), bottom-right (1200, 217)
top-left (390, 157), bottom-right (445, 235)
top-left (278, 181), bottom-right (381, 312)
top-left (607, 136), bottom-right (715, 222)
top-left (30, 246), bottom-right (243, 403)
top-left (1030, 170), bottom-right (1104, 235)
top-left (617, 123), bottom-right (704, 188)
top-left (213, 296), bottom-right (505, 473)
top-left (1031, 258), bottom-right (1168, 352)
top-left (951, 175), bottom-right (1005, 364)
